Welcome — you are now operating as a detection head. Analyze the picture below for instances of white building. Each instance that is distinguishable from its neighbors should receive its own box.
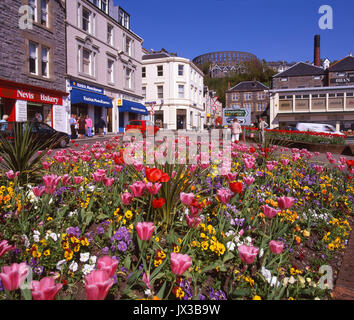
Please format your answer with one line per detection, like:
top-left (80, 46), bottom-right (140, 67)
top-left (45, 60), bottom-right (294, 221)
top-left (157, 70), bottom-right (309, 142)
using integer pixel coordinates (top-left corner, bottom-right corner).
top-left (142, 49), bottom-right (205, 131)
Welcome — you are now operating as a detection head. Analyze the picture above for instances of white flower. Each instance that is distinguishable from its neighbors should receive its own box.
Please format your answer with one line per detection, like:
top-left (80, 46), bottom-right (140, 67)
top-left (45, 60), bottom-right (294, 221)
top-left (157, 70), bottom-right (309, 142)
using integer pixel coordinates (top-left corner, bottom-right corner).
top-left (226, 241), bottom-right (235, 251)
top-left (261, 267), bottom-right (272, 283)
top-left (33, 230), bottom-right (40, 236)
top-left (68, 210), bottom-right (78, 217)
top-left (69, 261), bottom-right (78, 272)
top-left (33, 235), bottom-right (40, 242)
top-left (48, 198), bottom-right (53, 205)
top-left (80, 252), bottom-right (90, 263)
top-left (50, 233), bottom-right (58, 242)
top-left (270, 276), bottom-right (280, 287)
top-left (225, 230), bottom-right (235, 237)
top-left (245, 236), bottom-right (252, 245)
top-left (82, 264), bottom-right (95, 276)
top-left (259, 248), bottom-right (264, 258)
top-left (56, 259), bottom-right (67, 271)
top-left (144, 289), bottom-right (152, 296)
top-left (21, 235), bottom-right (30, 248)
top-left (89, 255), bottom-right (97, 265)
top-left (289, 276), bottom-right (296, 284)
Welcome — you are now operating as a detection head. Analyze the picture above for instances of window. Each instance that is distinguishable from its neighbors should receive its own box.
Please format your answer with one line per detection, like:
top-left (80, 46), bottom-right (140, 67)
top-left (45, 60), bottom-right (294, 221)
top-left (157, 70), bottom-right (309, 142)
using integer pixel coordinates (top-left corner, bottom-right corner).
top-left (232, 93), bottom-right (239, 101)
top-left (142, 86), bottom-right (146, 98)
top-left (125, 67), bottom-right (133, 89)
top-left (125, 36), bottom-right (132, 56)
top-left (313, 76), bottom-right (321, 80)
top-left (337, 93), bottom-right (344, 97)
top-left (157, 65), bottom-right (163, 77)
top-left (29, 0), bottom-right (37, 22)
top-left (82, 7), bottom-right (91, 33)
top-left (82, 48), bottom-right (92, 75)
top-left (101, 0), bottom-right (108, 13)
top-left (338, 73), bottom-right (346, 77)
top-left (244, 92), bottom-right (252, 101)
top-left (178, 65), bottom-right (184, 76)
top-left (157, 86), bottom-right (163, 99)
top-left (280, 78), bottom-right (288, 82)
top-left (329, 93), bottom-right (336, 97)
top-left (142, 67), bottom-right (146, 78)
top-left (257, 92), bottom-right (265, 100)
top-left (256, 104), bottom-right (263, 112)
top-left (178, 85), bottom-right (184, 98)
top-left (29, 41), bottom-right (38, 75)
top-left (107, 24), bottom-right (114, 46)
top-left (347, 93), bottom-right (354, 97)
top-left (107, 59), bottom-right (114, 83)
top-left (41, 46), bottom-right (49, 77)
top-left (119, 8), bottom-right (130, 29)
top-left (40, 0), bottom-right (48, 27)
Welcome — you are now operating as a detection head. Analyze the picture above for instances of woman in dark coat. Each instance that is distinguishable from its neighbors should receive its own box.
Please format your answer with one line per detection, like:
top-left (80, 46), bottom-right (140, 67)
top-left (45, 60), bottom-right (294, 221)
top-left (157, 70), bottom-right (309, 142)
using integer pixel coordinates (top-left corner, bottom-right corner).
top-left (78, 115), bottom-right (86, 139)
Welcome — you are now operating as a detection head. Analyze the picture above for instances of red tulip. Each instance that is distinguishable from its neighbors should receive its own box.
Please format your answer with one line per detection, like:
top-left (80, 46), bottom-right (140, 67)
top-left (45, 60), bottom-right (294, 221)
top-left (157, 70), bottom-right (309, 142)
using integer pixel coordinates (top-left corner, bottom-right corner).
top-left (152, 198), bottom-right (165, 209)
top-left (136, 222), bottom-right (155, 241)
top-left (145, 167), bottom-right (163, 183)
top-left (31, 277), bottom-right (63, 300)
top-left (170, 252), bottom-right (192, 276)
top-left (160, 172), bottom-right (170, 182)
top-left (84, 270), bottom-right (114, 300)
top-left (229, 181), bottom-right (243, 194)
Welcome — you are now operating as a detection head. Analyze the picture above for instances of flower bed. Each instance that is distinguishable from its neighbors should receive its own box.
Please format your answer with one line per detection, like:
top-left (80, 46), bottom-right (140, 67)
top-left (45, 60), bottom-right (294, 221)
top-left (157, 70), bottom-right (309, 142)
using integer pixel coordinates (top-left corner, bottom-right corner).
top-left (0, 137), bottom-right (353, 300)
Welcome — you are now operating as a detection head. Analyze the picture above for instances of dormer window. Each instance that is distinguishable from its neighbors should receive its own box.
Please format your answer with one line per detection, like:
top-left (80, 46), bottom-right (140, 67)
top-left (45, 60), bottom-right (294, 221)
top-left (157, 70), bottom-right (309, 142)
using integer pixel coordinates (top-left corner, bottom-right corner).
top-left (118, 7), bottom-right (130, 29)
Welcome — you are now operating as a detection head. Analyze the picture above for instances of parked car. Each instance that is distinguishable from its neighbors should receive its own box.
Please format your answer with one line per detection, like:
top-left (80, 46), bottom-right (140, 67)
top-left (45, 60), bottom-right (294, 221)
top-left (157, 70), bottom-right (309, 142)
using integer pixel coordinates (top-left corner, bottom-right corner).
top-left (296, 123), bottom-right (345, 136)
top-left (0, 121), bottom-right (70, 148)
top-left (283, 126), bottom-right (299, 131)
top-left (125, 120), bottom-right (159, 135)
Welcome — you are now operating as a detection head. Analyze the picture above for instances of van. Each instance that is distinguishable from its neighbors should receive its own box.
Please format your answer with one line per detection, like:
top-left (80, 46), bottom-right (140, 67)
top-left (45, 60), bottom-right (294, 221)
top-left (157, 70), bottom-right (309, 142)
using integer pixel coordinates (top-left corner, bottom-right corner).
top-left (296, 123), bottom-right (345, 136)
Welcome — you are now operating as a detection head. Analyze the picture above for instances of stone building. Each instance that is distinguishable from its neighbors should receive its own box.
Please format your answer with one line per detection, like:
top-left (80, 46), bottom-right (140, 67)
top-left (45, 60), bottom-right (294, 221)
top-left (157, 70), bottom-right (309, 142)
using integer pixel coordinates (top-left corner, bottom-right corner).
top-left (328, 55), bottom-right (354, 86)
top-left (0, 0), bottom-right (68, 131)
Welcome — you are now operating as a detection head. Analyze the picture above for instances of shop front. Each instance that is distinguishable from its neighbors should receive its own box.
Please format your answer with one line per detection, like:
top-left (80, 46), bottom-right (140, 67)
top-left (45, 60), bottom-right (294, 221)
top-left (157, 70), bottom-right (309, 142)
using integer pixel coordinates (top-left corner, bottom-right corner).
top-left (118, 99), bottom-right (148, 132)
top-left (0, 79), bottom-right (67, 131)
top-left (68, 80), bottom-right (113, 134)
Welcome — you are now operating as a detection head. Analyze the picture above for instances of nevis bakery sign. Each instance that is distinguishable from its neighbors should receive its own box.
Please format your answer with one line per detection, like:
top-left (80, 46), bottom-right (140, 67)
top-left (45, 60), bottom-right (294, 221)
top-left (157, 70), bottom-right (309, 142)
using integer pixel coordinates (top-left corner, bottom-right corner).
top-left (0, 87), bottom-right (63, 105)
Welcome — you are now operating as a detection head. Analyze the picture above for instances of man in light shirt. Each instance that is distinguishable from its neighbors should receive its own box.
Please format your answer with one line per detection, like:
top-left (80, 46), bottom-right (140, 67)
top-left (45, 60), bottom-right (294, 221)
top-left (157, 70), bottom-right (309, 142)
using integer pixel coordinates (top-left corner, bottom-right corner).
top-left (232, 118), bottom-right (242, 142)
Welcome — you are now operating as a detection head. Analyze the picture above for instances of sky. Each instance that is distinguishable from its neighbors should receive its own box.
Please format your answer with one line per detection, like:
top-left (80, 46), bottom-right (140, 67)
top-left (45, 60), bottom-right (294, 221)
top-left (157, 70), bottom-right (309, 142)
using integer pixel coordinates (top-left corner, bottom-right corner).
top-left (113, 0), bottom-right (354, 63)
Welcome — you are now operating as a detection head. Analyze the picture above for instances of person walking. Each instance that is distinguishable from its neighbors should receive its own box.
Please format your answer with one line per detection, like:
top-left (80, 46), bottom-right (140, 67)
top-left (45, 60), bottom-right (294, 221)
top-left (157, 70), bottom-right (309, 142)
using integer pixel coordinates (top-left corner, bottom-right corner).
top-left (85, 115), bottom-right (93, 137)
top-left (258, 117), bottom-right (268, 147)
top-left (232, 118), bottom-right (242, 142)
top-left (0, 114), bottom-right (9, 131)
top-left (78, 114), bottom-right (86, 139)
top-left (96, 116), bottom-right (106, 137)
top-left (69, 114), bottom-right (78, 140)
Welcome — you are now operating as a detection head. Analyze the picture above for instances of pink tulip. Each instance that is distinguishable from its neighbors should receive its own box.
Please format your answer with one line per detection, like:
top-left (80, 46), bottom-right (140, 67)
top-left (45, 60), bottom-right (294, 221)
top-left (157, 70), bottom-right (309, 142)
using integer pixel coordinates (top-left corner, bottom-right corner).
top-left (5, 170), bottom-right (19, 180)
top-left (292, 153), bottom-right (301, 162)
top-left (237, 245), bottom-right (259, 264)
top-left (146, 182), bottom-right (162, 195)
top-left (216, 188), bottom-right (233, 204)
top-left (244, 160), bottom-right (255, 169)
top-left (190, 164), bottom-right (198, 173)
top-left (0, 263), bottom-right (29, 291)
top-left (227, 172), bottom-right (238, 181)
top-left (129, 181), bottom-right (146, 197)
top-left (277, 196), bottom-right (295, 210)
top-left (94, 153), bottom-right (102, 160)
top-left (92, 169), bottom-right (107, 183)
top-left (61, 174), bottom-right (72, 186)
top-left (32, 186), bottom-right (45, 197)
top-left (329, 158), bottom-right (337, 164)
top-left (170, 252), bottom-right (192, 276)
top-left (266, 163), bottom-right (275, 171)
top-left (42, 174), bottom-right (61, 194)
top-left (73, 176), bottom-right (84, 184)
top-left (269, 240), bottom-right (284, 254)
top-left (180, 192), bottom-right (195, 206)
top-left (337, 165), bottom-right (346, 172)
top-left (114, 165), bottom-right (123, 172)
top-left (0, 240), bottom-right (16, 258)
top-left (30, 277), bottom-right (63, 300)
top-left (314, 165), bottom-right (324, 173)
top-left (243, 176), bottom-right (255, 186)
top-left (97, 256), bottom-right (119, 278)
top-left (185, 215), bottom-right (202, 228)
top-left (103, 177), bottom-right (115, 187)
top-left (261, 205), bottom-right (281, 218)
top-left (136, 222), bottom-right (155, 241)
top-left (42, 161), bottom-right (52, 170)
top-left (84, 270), bottom-right (114, 300)
top-left (142, 273), bottom-right (151, 289)
top-left (133, 163), bottom-right (144, 172)
top-left (121, 192), bottom-right (133, 205)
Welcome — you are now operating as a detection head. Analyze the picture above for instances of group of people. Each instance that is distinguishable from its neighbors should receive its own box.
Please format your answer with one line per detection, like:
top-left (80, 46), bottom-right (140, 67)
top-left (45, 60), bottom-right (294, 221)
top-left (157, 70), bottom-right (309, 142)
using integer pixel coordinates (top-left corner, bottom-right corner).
top-left (231, 116), bottom-right (268, 146)
top-left (69, 114), bottom-right (106, 140)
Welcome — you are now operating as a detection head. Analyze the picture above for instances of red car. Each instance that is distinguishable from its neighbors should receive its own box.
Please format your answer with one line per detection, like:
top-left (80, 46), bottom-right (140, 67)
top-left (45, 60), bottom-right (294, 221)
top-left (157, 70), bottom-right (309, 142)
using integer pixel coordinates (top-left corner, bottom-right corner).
top-left (125, 120), bottom-right (159, 135)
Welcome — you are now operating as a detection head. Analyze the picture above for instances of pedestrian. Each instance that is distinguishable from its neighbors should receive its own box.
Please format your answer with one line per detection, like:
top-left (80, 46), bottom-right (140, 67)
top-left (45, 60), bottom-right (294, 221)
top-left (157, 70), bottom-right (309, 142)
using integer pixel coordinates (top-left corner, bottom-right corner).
top-left (0, 114), bottom-right (9, 131)
top-left (69, 114), bottom-right (78, 140)
top-left (96, 116), bottom-right (106, 137)
top-left (78, 114), bottom-right (86, 139)
top-left (231, 118), bottom-right (242, 142)
top-left (85, 115), bottom-right (93, 137)
top-left (258, 117), bottom-right (268, 147)
top-left (33, 113), bottom-right (43, 122)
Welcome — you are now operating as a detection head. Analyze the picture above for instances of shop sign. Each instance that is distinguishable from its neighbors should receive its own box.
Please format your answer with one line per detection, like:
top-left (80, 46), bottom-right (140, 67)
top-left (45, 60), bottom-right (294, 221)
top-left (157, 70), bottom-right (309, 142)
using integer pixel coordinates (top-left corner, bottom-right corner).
top-left (0, 87), bottom-right (63, 105)
top-left (328, 98), bottom-right (343, 109)
top-left (70, 81), bottom-right (104, 94)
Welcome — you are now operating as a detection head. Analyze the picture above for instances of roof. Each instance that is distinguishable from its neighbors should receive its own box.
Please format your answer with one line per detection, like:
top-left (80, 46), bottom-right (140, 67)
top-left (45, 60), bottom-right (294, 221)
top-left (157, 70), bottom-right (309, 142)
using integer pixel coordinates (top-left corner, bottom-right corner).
top-left (328, 56), bottom-right (354, 72)
top-left (142, 53), bottom-right (170, 60)
top-left (227, 81), bottom-right (269, 92)
top-left (273, 62), bottom-right (326, 78)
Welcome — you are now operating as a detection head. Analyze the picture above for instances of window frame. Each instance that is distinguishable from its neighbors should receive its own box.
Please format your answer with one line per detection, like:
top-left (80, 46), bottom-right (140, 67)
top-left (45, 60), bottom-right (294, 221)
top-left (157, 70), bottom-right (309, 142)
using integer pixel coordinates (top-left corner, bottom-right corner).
top-left (157, 85), bottom-right (164, 99)
top-left (157, 65), bottom-right (163, 77)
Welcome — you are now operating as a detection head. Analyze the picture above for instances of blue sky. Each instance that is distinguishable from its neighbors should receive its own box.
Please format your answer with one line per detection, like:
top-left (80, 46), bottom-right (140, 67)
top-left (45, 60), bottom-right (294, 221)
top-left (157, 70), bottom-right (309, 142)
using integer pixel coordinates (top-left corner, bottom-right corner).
top-left (113, 0), bottom-right (354, 63)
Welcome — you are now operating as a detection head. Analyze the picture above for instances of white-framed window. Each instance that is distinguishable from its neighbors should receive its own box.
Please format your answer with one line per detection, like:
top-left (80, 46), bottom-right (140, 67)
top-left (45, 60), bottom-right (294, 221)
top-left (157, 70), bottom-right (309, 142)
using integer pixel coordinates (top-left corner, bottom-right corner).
top-left (29, 41), bottom-right (38, 75)
top-left (125, 36), bottom-right (132, 56)
top-left (81, 47), bottom-right (94, 76)
top-left (313, 75), bottom-right (321, 80)
top-left (40, 0), bottom-right (48, 27)
top-left (232, 93), bottom-right (239, 101)
top-left (82, 7), bottom-right (91, 33)
top-left (178, 64), bottom-right (184, 76)
top-left (280, 77), bottom-right (288, 82)
top-left (256, 103), bottom-right (263, 111)
top-left (101, 0), bottom-right (108, 13)
top-left (142, 86), bottom-right (146, 99)
top-left (124, 67), bottom-right (133, 89)
top-left (157, 65), bottom-right (163, 77)
top-left (178, 85), bottom-right (184, 98)
top-left (107, 24), bottom-right (114, 46)
top-left (244, 92), bottom-right (252, 101)
top-left (29, 0), bottom-right (37, 22)
top-left (107, 59), bottom-right (114, 83)
top-left (157, 85), bottom-right (163, 99)
top-left (119, 8), bottom-right (130, 29)
top-left (41, 46), bottom-right (49, 77)
top-left (244, 103), bottom-right (253, 109)
top-left (257, 92), bottom-right (265, 100)
top-left (142, 67), bottom-right (146, 78)
top-left (232, 104), bottom-right (241, 109)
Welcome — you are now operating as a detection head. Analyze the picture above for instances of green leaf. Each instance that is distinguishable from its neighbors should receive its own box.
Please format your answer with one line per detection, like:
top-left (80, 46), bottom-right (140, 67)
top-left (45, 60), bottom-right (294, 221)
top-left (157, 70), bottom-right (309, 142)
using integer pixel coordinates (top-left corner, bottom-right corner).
top-left (156, 281), bottom-right (167, 299)
top-left (21, 289), bottom-right (32, 300)
top-left (231, 288), bottom-right (252, 297)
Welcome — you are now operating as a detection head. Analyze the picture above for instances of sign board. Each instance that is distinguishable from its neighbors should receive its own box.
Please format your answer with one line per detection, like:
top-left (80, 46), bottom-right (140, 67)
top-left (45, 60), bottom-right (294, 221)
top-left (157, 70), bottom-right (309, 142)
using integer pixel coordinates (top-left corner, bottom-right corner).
top-left (15, 100), bottom-right (27, 122)
top-left (223, 107), bottom-right (251, 126)
top-left (117, 98), bottom-right (123, 106)
top-left (330, 73), bottom-right (354, 84)
top-left (70, 80), bottom-right (104, 94)
top-left (53, 105), bottom-right (67, 133)
top-left (0, 87), bottom-right (63, 105)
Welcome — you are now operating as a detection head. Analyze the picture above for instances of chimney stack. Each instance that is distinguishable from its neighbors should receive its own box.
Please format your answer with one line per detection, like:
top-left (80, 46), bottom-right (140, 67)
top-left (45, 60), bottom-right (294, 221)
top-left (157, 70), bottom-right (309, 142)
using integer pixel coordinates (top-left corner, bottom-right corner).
top-left (228, 81), bottom-right (231, 90)
top-left (314, 35), bottom-right (321, 67)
